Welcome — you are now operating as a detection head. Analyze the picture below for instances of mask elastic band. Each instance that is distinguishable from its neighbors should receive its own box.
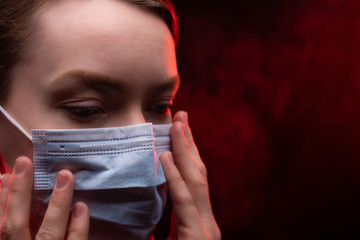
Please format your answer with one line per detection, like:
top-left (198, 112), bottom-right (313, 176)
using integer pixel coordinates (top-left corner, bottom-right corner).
top-left (0, 106), bottom-right (32, 141)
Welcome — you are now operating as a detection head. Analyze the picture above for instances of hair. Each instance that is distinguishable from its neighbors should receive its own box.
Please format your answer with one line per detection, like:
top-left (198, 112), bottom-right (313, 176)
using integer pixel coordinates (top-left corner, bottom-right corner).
top-left (0, 0), bottom-right (179, 104)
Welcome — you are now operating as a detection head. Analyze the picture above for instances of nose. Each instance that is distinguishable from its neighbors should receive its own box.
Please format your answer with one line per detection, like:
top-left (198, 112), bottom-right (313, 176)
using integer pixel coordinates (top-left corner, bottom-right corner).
top-left (112, 105), bottom-right (146, 127)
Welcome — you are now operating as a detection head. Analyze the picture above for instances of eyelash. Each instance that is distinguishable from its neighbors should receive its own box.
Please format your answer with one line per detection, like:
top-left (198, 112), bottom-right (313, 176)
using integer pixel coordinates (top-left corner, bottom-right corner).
top-left (62, 103), bottom-right (175, 122)
top-left (148, 103), bottom-right (175, 116)
top-left (62, 106), bottom-right (105, 120)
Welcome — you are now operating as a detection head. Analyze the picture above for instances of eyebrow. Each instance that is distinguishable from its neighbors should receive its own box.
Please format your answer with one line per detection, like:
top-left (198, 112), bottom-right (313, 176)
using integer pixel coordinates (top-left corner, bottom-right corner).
top-left (50, 70), bottom-right (126, 92)
top-left (146, 75), bottom-right (181, 96)
top-left (49, 70), bottom-right (181, 94)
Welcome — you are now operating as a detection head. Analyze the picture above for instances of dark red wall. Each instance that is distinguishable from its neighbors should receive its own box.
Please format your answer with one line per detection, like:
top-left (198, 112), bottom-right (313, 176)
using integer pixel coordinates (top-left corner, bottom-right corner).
top-left (174, 0), bottom-right (360, 239)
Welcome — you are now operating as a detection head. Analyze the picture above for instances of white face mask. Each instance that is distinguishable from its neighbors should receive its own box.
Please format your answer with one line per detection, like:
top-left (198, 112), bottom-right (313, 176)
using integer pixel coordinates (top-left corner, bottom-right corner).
top-left (0, 106), bottom-right (171, 240)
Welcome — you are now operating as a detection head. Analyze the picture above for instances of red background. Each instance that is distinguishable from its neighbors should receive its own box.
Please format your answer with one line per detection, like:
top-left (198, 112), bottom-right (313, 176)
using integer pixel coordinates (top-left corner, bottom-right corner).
top-left (173, 0), bottom-right (360, 239)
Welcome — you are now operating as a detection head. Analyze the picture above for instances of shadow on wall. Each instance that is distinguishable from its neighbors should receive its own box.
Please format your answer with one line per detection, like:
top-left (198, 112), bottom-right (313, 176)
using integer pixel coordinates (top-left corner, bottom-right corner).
top-left (175, 0), bottom-right (360, 239)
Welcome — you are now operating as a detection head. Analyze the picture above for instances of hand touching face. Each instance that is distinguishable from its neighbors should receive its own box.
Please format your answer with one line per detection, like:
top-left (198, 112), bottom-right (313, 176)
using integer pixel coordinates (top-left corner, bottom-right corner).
top-left (161, 111), bottom-right (221, 240)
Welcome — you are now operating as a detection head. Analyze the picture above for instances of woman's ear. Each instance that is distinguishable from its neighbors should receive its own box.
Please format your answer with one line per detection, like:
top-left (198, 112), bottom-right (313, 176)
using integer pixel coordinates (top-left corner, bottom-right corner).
top-left (0, 110), bottom-right (33, 173)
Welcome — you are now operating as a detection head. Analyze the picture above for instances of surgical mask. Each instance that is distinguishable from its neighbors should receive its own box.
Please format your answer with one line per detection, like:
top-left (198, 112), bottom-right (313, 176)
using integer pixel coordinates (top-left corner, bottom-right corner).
top-left (0, 106), bottom-right (171, 240)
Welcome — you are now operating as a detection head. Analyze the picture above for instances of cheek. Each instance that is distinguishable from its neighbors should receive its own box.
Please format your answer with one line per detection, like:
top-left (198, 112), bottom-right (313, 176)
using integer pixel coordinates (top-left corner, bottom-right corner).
top-left (0, 110), bottom-right (33, 171)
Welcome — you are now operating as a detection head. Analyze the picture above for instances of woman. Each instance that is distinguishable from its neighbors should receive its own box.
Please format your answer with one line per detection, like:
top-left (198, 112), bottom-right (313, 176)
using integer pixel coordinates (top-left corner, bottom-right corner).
top-left (0, 0), bottom-right (220, 239)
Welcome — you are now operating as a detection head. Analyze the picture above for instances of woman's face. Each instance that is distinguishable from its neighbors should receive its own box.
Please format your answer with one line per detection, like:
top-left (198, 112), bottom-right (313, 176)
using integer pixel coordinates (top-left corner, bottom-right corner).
top-left (3, 0), bottom-right (179, 132)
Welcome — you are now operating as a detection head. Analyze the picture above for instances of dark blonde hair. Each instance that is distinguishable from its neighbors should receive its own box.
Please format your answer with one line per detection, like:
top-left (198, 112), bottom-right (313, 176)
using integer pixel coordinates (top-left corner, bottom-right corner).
top-left (0, 0), bottom-right (179, 104)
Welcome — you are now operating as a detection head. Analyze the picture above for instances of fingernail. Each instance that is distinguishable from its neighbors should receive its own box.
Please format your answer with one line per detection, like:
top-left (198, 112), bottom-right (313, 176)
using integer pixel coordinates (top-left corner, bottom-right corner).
top-left (73, 202), bottom-right (85, 218)
top-left (56, 171), bottom-right (68, 190)
top-left (1, 174), bottom-right (10, 190)
top-left (14, 158), bottom-right (26, 176)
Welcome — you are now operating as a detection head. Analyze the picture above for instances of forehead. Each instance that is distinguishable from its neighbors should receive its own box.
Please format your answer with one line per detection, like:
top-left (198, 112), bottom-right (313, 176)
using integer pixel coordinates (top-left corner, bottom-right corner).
top-left (38, 0), bottom-right (167, 39)
top-left (26, 0), bottom-right (177, 81)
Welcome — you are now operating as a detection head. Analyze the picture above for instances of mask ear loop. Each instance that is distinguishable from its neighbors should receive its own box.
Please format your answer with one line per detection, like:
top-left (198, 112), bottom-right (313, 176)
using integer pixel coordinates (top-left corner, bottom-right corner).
top-left (0, 106), bottom-right (32, 141)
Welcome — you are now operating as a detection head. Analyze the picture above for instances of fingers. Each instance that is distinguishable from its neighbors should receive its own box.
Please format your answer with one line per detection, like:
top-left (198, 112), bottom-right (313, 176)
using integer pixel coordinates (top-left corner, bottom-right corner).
top-left (36, 171), bottom-right (89, 240)
top-left (172, 111), bottom-right (206, 179)
top-left (67, 202), bottom-right (89, 240)
top-left (159, 151), bottom-right (203, 230)
top-left (36, 170), bottom-right (74, 240)
top-left (170, 121), bottom-right (205, 183)
top-left (0, 158), bottom-right (89, 240)
top-left (1, 156), bottom-right (33, 240)
top-left (170, 121), bottom-right (211, 215)
top-left (169, 111), bottom-right (221, 239)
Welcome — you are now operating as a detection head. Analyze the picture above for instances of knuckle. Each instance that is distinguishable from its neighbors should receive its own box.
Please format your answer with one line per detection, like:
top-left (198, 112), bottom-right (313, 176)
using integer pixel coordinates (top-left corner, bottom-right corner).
top-left (188, 175), bottom-right (208, 191)
top-left (9, 185), bottom-right (31, 197)
top-left (9, 185), bottom-right (23, 195)
top-left (182, 193), bottom-right (194, 206)
top-left (68, 226), bottom-right (86, 238)
top-left (68, 218), bottom-right (88, 236)
top-left (173, 189), bottom-right (193, 206)
top-left (36, 227), bottom-right (57, 240)
top-left (0, 220), bottom-right (12, 240)
top-left (0, 219), bottom-right (26, 240)
top-left (48, 195), bottom-right (67, 212)
top-left (49, 198), bottom-right (63, 210)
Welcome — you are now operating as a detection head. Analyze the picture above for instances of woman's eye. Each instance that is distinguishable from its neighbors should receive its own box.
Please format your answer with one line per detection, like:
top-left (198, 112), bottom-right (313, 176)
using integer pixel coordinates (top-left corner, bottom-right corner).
top-left (62, 106), bottom-right (105, 121)
top-left (148, 103), bottom-right (173, 116)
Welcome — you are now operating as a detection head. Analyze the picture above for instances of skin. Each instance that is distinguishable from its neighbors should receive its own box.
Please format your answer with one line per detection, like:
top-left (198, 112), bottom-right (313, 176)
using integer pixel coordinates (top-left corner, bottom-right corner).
top-left (0, 0), bottom-right (221, 239)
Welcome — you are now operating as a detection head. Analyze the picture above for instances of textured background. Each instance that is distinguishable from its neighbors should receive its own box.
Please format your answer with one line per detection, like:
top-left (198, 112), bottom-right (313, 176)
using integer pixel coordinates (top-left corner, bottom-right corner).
top-left (173, 0), bottom-right (360, 239)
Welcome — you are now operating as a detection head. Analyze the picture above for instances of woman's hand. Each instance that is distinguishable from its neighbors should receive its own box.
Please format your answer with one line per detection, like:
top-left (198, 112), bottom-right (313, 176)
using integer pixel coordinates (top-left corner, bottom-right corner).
top-left (160, 111), bottom-right (221, 240)
top-left (0, 156), bottom-right (89, 240)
